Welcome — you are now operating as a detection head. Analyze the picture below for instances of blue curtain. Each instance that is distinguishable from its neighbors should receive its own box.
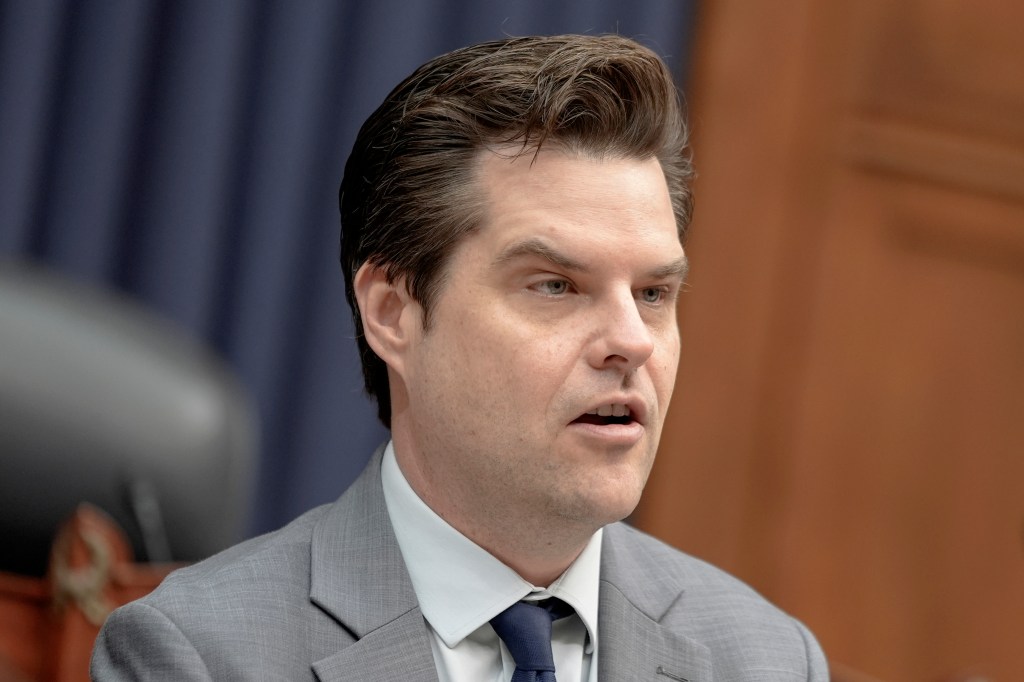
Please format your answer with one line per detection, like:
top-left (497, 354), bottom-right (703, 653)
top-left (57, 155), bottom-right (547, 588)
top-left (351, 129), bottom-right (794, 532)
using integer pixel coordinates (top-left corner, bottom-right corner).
top-left (0, 0), bottom-right (697, 536)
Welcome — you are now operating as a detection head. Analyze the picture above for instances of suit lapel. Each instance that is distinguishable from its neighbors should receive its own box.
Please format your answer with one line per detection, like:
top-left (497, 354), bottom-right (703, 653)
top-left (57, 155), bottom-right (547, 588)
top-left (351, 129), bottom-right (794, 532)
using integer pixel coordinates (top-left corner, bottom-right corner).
top-left (308, 445), bottom-right (439, 682)
top-left (598, 524), bottom-right (713, 682)
top-left (312, 607), bottom-right (438, 681)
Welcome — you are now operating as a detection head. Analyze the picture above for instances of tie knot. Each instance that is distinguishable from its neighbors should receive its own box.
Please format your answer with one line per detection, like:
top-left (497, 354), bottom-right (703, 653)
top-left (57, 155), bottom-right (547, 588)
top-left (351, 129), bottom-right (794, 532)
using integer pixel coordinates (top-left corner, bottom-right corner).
top-left (490, 599), bottom-right (572, 677)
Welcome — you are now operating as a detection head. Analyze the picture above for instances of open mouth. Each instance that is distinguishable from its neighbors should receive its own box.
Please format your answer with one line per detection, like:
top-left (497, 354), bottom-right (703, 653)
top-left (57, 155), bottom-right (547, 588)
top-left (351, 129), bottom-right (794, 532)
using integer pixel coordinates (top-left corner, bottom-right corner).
top-left (572, 404), bottom-right (636, 427)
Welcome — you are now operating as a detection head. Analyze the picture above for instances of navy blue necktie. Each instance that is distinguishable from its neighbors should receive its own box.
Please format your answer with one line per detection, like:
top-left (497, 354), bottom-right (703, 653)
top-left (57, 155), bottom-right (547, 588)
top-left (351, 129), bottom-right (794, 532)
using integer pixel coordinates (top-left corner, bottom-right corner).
top-left (490, 599), bottom-right (574, 682)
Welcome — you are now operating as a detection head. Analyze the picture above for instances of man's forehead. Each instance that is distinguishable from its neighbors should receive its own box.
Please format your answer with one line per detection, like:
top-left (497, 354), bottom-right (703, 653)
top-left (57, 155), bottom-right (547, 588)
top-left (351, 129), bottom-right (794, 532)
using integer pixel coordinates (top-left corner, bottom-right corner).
top-left (479, 148), bottom-right (676, 217)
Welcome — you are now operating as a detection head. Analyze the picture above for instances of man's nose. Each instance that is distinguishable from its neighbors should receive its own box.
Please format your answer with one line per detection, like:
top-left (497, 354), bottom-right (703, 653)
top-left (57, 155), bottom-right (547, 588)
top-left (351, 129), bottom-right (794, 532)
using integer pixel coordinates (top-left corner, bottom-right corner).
top-left (586, 291), bottom-right (656, 372)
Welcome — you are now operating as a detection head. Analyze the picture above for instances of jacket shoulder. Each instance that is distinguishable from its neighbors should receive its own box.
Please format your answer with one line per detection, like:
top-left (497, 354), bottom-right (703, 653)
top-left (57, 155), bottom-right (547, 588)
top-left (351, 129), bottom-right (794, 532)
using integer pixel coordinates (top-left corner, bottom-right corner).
top-left (602, 522), bottom-right (829, 680)
top-left (93, 504), bottom-right (346, 680)
top-left (149, 502), bottom-right (329, 601)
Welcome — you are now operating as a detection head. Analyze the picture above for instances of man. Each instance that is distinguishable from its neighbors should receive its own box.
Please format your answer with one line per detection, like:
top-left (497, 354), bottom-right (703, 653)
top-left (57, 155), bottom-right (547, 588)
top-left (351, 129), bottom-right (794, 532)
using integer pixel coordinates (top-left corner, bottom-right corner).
top-left (92, 35), bottom-right (828, 680)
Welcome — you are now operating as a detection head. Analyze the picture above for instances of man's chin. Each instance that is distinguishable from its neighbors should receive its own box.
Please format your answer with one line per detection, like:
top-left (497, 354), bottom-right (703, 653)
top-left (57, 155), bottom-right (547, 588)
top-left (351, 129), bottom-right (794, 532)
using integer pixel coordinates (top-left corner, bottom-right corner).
top-left (556, 484), bottom-right (646, 530)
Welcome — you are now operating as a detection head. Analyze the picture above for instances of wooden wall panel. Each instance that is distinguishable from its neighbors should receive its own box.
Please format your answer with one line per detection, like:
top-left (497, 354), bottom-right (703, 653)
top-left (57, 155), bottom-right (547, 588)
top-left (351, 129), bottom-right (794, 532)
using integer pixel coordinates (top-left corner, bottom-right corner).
top-left (634, 1), bottom-right (1024, 680)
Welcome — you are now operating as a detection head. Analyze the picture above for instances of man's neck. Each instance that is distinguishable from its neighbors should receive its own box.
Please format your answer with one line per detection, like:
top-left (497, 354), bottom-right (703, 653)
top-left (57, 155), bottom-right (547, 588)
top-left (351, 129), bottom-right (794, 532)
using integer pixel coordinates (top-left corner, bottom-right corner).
top-left (448, 513), bottom-right (591, 586)
top-left (391, 439), bottom-right (598, 586)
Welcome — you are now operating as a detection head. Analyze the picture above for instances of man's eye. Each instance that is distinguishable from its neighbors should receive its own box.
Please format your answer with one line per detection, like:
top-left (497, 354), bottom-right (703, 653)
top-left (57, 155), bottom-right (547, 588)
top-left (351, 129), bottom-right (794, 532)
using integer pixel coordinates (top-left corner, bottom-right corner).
top-left (536, 280), bottom-right (570, 295)
top-left (639, 287), bottom-right (665, 304)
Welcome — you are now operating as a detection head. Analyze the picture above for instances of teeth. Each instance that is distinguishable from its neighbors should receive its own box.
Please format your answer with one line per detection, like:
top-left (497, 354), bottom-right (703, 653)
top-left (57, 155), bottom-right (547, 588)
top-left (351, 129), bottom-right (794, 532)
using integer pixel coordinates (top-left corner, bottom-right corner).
top-left (587, 404), bottom-right (630, 418)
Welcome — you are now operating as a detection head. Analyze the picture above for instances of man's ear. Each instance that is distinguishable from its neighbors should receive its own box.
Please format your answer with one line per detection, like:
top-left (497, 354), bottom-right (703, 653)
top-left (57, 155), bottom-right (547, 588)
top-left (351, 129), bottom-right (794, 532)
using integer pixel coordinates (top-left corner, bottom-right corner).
top-left (353, 262), bottom-right (418, 375)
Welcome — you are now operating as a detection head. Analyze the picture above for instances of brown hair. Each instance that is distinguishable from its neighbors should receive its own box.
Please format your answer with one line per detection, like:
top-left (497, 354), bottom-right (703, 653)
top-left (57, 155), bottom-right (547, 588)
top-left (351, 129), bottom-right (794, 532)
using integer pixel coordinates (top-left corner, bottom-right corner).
top-left (339, 34), bottom-right (694, 426)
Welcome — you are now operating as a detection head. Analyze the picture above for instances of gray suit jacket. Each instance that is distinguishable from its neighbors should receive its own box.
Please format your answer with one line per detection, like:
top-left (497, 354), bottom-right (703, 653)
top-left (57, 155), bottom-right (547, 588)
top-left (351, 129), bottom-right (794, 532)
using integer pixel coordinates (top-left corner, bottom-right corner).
top-left (92, 447), bottom-right (828, 680)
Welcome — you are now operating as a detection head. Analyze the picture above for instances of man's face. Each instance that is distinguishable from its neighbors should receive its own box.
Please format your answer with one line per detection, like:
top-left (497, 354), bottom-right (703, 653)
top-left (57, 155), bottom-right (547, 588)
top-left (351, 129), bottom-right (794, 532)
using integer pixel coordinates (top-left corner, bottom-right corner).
top-left (391, 149), bottom-right (685, 543)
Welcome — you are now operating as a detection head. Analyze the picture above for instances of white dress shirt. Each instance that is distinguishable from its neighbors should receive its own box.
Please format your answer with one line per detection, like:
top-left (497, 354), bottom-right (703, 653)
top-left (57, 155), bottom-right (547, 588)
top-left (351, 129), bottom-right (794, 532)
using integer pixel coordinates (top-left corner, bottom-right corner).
top-left (381, 441), bottom-right (601, 682)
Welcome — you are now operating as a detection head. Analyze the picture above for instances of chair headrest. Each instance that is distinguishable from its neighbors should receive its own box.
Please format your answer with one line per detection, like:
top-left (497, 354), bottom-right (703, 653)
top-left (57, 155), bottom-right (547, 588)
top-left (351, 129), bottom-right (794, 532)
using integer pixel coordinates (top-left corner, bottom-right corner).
top-left (0, 262), bottom-right (258, 575)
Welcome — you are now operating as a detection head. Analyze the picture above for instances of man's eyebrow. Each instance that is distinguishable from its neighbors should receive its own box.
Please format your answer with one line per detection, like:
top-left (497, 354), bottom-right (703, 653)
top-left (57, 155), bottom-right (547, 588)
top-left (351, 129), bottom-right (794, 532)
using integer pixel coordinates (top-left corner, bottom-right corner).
top-left (493, 237), bottom-right (688, 281)
top-left (493, 238), bottom-right (589, 273)
top-left (648, 256), bottom-right (689, 282)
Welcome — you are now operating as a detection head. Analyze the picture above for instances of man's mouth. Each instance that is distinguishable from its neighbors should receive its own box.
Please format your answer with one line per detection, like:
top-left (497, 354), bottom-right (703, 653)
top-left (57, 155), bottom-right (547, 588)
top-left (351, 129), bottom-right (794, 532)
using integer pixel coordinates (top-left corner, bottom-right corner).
top-left (572, 403), bottom-right (635, 426)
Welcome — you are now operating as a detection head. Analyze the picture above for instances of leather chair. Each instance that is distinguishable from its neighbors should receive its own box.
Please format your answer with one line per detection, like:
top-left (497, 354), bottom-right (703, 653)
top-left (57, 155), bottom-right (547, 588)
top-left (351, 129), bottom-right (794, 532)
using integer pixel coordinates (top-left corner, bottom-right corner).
top-left (0, 260), bottom-right (258, 681)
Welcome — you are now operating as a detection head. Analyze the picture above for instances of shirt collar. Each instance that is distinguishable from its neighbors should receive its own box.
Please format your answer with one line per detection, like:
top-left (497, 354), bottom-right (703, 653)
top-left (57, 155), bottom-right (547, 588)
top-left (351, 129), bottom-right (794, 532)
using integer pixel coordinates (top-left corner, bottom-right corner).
top-left (380, 441), bottom-right (602, 650)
